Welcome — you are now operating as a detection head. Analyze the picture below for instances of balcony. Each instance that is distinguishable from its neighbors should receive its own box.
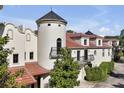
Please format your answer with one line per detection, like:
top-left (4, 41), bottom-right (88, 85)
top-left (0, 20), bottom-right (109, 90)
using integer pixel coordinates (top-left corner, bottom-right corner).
top-left (49, 47), bottom-right (62, 59)
top-left (73, 55), bottom-right (94, 65)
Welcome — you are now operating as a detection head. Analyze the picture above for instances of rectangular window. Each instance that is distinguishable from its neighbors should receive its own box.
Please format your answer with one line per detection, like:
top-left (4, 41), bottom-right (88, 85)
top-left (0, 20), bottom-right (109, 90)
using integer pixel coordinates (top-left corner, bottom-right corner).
top-left (102, 49), bottom-right (105, 57)
top-left (94, 50), bottom-right (97, 55)
top-left (24, 52), bottom-right (26, 60)
top-left (30, 52), bottom-right (34, 60)
top-left (98, 40), bottom-right (101, 45)
top-left (108, 49), bottom-right (110, 56)
top-left (84, 39), bottom-right (87, 45)
top-left (13, 54), bottom-right (19, 63)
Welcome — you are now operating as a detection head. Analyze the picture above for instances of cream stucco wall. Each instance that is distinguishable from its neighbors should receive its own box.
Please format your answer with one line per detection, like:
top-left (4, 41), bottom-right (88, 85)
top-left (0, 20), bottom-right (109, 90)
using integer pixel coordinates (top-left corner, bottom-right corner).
top-left (71, 48), bottom-right (112, 67)
top-left (24, 29), bottom-right (37, 63)
top-left (3, 23), bottom-right (25, 67)
top-left (2, 23), bottom-right (38, 67)
top-left (38, 22), bottom-right (66, 70)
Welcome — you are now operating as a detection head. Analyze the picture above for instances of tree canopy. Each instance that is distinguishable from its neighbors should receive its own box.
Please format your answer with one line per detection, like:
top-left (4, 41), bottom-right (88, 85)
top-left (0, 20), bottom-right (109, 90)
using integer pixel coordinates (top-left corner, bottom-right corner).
top-left (0, 5), bottom-right (3, 10)
top-left (49, 48), bottom-right (80, 88)
top-left (0, 36), bottom-right (24, 88)
top-left (66, 30), bottom-right (74, 33)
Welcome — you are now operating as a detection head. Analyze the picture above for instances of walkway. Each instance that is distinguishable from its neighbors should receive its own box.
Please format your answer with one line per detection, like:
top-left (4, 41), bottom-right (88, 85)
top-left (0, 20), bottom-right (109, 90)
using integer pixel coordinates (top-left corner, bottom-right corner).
top-left (78, 62), bottom-right (124, 88)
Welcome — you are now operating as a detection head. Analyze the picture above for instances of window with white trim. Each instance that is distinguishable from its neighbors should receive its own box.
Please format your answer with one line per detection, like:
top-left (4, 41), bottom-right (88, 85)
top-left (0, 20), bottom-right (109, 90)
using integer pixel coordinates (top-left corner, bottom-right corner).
top-left (30, 52), bottom-right (34, 60)
top-left (26, 33), bottom-right (31, 41)
top-left (94, 50), bottom-right (97, 55)
top-left (98, 40), bottom-right (101, 45)
top-left (84, 39), bottom-right (87, 45)
top-left (7, 30), bottom-right (13, 40)
top-left (13, 54), bottom-right (19, 63)
top-left (102, 49), bottom-right (105, 57)
top-left (108, 49), bottom-right (110, 56)
top-left (24, 52), bottom-right (26, 60)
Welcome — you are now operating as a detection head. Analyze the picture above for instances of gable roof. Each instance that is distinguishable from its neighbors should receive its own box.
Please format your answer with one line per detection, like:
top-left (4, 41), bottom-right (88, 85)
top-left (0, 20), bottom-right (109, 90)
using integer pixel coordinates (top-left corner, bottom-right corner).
top-left (36, 11), bottom-right (67, 24)
top-left (25, 62), bottom-right (49, 76)
top-left (66, 34), bottom-right (83, 48)
top-left (85, 31), bottom-right (94, 35)
top-left (66, 32), bottom-right (89, 38)
top-left (85, 31), bottom-right (103, 39)
top-left (66, 33), bottom-right (111, 49)
top-left (9, 66), bottom-right (37, 85)
top-left (9, 62), bottom-right (49, 86)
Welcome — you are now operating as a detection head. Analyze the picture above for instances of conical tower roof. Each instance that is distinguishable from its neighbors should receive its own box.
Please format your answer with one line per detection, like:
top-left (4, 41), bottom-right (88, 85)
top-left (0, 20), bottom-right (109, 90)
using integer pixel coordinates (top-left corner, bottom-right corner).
top-left (36, 11), bottom-right (67, 24)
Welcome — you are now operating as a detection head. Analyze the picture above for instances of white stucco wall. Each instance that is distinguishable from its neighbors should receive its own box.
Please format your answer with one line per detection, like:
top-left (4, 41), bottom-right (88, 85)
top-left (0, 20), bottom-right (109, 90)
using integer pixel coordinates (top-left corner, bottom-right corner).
top-left (71, 48), bottom-right (112, 67)
top-left (2, 23), bottom-right (38, 67)
top-left (89, 48), bottom-right (112, 66)
top-left (38, 22), bottom-right (66, 70)
top-left (3, 23), bottom-right (25, 67)
top-left (24, 29), bottom-right (37, 63)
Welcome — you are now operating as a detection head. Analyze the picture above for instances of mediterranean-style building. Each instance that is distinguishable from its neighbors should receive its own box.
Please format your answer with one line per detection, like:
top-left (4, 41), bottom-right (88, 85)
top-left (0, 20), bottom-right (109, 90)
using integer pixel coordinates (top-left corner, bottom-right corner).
top-left (0, 10), bottom-right (119, 88)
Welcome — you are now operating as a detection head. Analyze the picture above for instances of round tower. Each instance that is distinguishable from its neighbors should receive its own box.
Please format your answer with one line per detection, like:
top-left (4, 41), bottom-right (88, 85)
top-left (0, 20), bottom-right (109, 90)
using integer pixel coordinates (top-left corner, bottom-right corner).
top-left (36, 11), bottom-right (67, 70)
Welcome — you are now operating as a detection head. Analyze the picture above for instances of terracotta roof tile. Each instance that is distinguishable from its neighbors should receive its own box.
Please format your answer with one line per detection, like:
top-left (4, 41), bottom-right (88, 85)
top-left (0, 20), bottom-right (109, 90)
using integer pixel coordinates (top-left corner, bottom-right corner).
top-left (66, 33), bottom-right (111, 49)
top-left (9, 66), bottom-right (37, 85)
top-left (66, 34), bottom-right (83, 48)
top-left (66, 33), bottom-right (89, 38)
top-left (25, 62), bottom-right (49, 76)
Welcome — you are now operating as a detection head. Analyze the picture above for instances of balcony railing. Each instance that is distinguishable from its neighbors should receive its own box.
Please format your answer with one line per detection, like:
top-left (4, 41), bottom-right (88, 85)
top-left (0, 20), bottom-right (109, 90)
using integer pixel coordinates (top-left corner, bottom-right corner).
top-left (49, 47), bottom-right (95, 65)
top-left (73, 55), bottom-right (94, 65)
top-left (49, 47), bottom-right (62, 59)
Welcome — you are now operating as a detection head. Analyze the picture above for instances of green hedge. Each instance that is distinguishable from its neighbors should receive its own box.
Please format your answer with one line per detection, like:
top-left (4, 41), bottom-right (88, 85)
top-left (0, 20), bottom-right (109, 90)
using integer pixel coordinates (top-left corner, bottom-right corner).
top-left (85, 66), bottom-right (107, 81)
top-left (100, 61), bottom-right (114, 74)
top-left (85, 61), bottom-right (114, 81)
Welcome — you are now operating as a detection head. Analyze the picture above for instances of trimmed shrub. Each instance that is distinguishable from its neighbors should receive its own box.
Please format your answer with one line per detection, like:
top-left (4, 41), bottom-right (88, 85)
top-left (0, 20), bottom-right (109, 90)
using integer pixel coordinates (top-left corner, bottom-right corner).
top-left (85, 66), bottom-right (107, 81)
top-left (100, 61), bottom-right (114, 74)
top-left (118, 51), bottom-right (124, 57)
top-left (85, 61), bottom-right (114, 81)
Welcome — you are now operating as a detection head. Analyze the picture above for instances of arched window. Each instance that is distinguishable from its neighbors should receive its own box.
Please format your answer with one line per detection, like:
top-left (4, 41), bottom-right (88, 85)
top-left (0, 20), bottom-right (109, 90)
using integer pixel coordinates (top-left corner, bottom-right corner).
top-left (57, 38), bottom-right (62, 54)
top-left (26, 33), bottom-right (31, 41)
top-left (7, 30), bottom-right (13, 40)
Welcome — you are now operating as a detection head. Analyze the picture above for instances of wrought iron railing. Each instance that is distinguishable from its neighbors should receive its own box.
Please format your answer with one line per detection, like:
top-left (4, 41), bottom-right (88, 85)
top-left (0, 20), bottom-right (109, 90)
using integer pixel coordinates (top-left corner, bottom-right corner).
top-left (49, 47), bottom-right (62, 59)
top-left (73, 55), bottom-right (94, 65)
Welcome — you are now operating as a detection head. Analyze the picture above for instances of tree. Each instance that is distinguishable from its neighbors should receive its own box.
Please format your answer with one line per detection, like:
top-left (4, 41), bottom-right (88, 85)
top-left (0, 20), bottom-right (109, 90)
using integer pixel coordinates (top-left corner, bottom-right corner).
top-left (119, 29), bottom-right (124, 48)
top-left (66, 30), bottom-right (74, 33)
top-left (0, 5), bottom-right (3, 10)
top-left (49, 48), bottom-right (80, 88)
top-left (0, 36), bottom-right (24, 88)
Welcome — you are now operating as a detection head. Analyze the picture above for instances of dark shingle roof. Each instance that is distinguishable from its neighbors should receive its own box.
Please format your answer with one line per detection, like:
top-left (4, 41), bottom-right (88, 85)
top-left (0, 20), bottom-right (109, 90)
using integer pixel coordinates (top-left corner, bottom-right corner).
top-left (85, 31), bottom-right (95, 35)
top-left (0, 23), bottom-right (5, 36)
top-left (36, 11), bottom-right (67, 24)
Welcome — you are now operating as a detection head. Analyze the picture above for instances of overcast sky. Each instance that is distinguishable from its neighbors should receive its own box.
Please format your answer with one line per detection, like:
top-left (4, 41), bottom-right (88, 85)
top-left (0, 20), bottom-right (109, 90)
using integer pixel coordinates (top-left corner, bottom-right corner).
top-left (0, 5), bottom-right (123, 36)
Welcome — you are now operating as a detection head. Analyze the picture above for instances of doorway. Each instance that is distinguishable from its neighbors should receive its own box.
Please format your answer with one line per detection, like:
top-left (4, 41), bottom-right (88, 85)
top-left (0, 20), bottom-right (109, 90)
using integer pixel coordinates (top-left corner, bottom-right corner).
top-left (77, 51), bottom-right (80, 61)
top-left (84, 49), bottom-right (88, 60)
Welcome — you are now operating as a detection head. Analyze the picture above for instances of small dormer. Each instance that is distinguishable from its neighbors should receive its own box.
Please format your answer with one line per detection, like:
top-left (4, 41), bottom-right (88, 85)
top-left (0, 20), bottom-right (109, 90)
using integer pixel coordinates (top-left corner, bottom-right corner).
top-left (81, 37), bottom-right (89, 46)
top-left (96, 39), bottom-right (103, 46)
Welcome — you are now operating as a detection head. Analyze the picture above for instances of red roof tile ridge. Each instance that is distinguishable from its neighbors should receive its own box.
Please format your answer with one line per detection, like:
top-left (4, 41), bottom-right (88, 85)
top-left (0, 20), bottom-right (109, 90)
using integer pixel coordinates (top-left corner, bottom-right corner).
top-left (24, 67), bottom-right (37, 83)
